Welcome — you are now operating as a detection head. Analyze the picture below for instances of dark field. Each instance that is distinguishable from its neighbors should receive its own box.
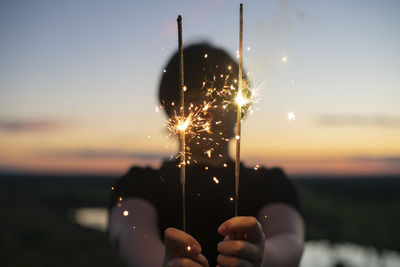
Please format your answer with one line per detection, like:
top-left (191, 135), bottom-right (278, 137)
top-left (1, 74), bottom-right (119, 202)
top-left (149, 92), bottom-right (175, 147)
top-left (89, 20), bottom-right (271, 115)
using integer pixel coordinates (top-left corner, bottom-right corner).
top-left (1, 173), bottom-right (399, 267)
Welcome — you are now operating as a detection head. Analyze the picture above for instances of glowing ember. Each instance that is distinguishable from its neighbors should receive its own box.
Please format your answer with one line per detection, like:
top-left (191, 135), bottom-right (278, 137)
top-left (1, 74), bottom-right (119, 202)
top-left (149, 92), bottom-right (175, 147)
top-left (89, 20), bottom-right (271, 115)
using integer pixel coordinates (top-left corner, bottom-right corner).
top-left (177, 114), bottom-right (192, 131)
top-left (288, 112), bottom-right (296, 121)
top-left (235, 90), bottom-right (249, 106)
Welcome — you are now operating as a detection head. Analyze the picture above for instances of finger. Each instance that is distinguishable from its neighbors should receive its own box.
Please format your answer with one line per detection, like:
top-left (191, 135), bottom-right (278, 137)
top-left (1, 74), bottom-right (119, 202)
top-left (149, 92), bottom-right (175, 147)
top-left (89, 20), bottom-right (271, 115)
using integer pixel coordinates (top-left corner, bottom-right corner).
top-left (218, 217), bottom-right (264, 242)
top-left (167, 257), bottom-right (203, 267)
top-left (192, 254), bottom-right (209, 267)
top-left (165, 228), bottom-right (201, 259)
top-left (231, 232), bottom-right (245, 240)
top-left (216, 254), bottom-right (252, 267)
top-left (217, 240), bottom-right (259, 262)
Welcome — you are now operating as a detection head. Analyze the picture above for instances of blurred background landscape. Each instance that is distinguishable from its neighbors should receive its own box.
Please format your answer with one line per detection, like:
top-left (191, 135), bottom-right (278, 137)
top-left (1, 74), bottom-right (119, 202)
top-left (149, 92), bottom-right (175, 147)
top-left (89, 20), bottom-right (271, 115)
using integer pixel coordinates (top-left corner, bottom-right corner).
top-left (1, 0), bottom-right (399, 266)
top-left (1, 173), bottom-right (399, 267)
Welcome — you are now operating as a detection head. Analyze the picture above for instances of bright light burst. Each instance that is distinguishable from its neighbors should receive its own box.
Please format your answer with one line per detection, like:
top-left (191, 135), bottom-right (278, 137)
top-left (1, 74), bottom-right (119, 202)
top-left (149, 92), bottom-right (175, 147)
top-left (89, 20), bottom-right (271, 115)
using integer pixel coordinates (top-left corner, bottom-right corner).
top-left (288, 112), bottom-right (296, 121)
top-left (202, 71), bottom-right (261, 115)
top-left (168, 104), bottom-right (213, 141)
top-left (177, 114), bottom-right (192, 131)
top-left (235, 90), bottom-right (249, 106)
top-left (166, 99), bottom-right (215, 164)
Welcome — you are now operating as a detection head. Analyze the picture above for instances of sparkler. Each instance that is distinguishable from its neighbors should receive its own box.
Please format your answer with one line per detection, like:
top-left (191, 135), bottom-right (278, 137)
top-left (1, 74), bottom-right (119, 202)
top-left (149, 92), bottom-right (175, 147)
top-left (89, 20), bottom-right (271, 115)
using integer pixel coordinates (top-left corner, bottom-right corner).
top-left (234, 3), bottom-right (244, 217)
top-left (177, 15), bottom-right (186, 232)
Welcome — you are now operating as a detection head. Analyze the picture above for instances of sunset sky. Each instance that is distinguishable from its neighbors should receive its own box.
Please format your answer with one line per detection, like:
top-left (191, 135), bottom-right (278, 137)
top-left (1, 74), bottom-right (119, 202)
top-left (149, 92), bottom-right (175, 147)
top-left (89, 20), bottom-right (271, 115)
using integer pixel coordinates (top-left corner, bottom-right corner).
top-left (1, 0), bottom-right (399, 175)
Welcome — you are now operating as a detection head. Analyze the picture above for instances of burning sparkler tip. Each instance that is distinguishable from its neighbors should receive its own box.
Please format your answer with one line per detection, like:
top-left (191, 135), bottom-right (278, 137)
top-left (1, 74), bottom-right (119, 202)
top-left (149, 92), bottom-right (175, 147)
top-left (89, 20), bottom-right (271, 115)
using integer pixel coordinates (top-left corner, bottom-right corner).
top-left (288, 112), bottom-right (296, 121)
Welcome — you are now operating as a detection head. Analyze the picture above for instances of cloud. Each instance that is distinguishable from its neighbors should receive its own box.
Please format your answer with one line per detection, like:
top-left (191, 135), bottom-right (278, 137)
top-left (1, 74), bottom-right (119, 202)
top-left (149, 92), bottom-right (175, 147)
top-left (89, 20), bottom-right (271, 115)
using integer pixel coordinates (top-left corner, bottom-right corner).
top-left (350, 156), bottom-right (400, 163)
top-left (39, 149), bottom-right (170, 160)
top-left (0, 119), bottom-right (67, 133)
top-left (316, 115), bottom-right (400, 127)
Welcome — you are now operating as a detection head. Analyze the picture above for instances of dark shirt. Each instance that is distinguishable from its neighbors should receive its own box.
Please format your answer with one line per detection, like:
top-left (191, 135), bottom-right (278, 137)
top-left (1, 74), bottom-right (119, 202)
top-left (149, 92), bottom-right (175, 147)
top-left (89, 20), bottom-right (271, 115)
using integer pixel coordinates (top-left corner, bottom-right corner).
top-left (110, 160), bottom-right (301, 266)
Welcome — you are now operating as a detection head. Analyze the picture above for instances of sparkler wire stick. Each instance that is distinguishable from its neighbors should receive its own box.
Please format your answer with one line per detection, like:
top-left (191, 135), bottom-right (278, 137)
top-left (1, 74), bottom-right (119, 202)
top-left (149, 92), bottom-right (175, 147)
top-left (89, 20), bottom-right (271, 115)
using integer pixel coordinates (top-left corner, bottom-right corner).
top-left (177, 15), bottom-right (186, 232)
top-left (235, 3), bottom-right (243, 217)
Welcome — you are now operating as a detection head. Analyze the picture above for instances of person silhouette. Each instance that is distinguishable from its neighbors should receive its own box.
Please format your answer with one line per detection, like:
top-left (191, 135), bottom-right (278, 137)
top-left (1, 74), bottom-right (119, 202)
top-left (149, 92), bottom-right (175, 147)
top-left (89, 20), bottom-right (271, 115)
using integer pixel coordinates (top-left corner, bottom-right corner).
top-left (109, 43), bottom-right (304, 267)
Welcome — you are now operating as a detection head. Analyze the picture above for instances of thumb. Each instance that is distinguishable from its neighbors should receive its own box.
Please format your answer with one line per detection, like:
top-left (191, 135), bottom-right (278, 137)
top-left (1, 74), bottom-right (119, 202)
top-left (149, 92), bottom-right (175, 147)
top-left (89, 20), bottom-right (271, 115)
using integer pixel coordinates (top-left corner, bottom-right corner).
top-left (164, 227), bottom-right (201, 260)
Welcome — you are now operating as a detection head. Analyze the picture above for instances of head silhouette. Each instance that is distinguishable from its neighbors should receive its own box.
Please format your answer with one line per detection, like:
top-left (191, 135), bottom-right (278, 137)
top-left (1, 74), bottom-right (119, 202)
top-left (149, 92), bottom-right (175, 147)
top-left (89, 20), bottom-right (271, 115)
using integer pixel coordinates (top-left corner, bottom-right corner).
top-left (159, 43), bottom-right (248, 141)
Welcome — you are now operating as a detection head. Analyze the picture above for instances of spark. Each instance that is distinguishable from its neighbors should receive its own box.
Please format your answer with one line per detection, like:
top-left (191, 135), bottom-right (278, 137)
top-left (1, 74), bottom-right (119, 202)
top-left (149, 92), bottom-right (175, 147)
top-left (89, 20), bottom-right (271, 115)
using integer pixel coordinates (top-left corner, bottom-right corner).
top-left (254, 164), bottom-right (260, 170)
top-left (204, 53), bottom-right (208, 58)
top-left (110, 186), bottom-right (114, 190)
top-left (229, 197), bottom-right (234, 202)
top-left (281, 56), bottom-right (288, 62)
top-left (147, 135), bottom-right (151, 139)
top-left (187, 246), bottom-right (191, 251)
top-left (123, 210), bottom-right (129, 216)
top-left (177, 114), bottom-right (192, 131)
top-left (288, 112), bottom-right (296, 121)
top-left (167, 101), bottom-right (214, 140)
top-left (213, 177), bottom-right (220, 184)
top-left (155, 106), bottom-right (160, 112)
top-left (223, 163), bottom-right (227, 167)
top-left (205, 149), bottom-right (212, 158)
top-left (247, 46), bottom-right (251, 51)
top-left (163, 69), bottom-right (167, 73)
top-left (205, 166), bottom-right (209, 170)
top-left (235, 90), bottom-right (249, 106)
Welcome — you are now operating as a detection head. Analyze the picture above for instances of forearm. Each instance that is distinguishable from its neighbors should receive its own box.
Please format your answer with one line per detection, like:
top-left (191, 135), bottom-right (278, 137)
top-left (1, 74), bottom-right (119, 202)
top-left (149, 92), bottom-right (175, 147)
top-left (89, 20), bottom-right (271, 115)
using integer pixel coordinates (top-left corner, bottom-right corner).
top-left (109, 198), bottom-right (165, 267)
top-left (119, 226), bottom-right (165, 267)
top-left (261, 233), bottom-right (303, 267)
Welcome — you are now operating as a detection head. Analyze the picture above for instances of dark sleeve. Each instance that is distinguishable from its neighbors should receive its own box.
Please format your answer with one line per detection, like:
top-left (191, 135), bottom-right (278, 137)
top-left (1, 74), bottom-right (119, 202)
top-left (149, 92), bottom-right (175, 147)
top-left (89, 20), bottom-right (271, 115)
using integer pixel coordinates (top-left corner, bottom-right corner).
top-left (261, 167), bottom-right (302, 215)
top-left (241, 167), bottom-right (302, 217)
top-left (109, 167), bottom-right (160, 210)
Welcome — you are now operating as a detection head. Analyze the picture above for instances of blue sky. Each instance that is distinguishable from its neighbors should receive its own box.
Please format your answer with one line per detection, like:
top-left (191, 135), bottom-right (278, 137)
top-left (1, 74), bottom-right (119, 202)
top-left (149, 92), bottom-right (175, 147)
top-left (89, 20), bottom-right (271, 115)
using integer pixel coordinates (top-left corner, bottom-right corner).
top-left (0, 0), bottom-right (399, 175)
